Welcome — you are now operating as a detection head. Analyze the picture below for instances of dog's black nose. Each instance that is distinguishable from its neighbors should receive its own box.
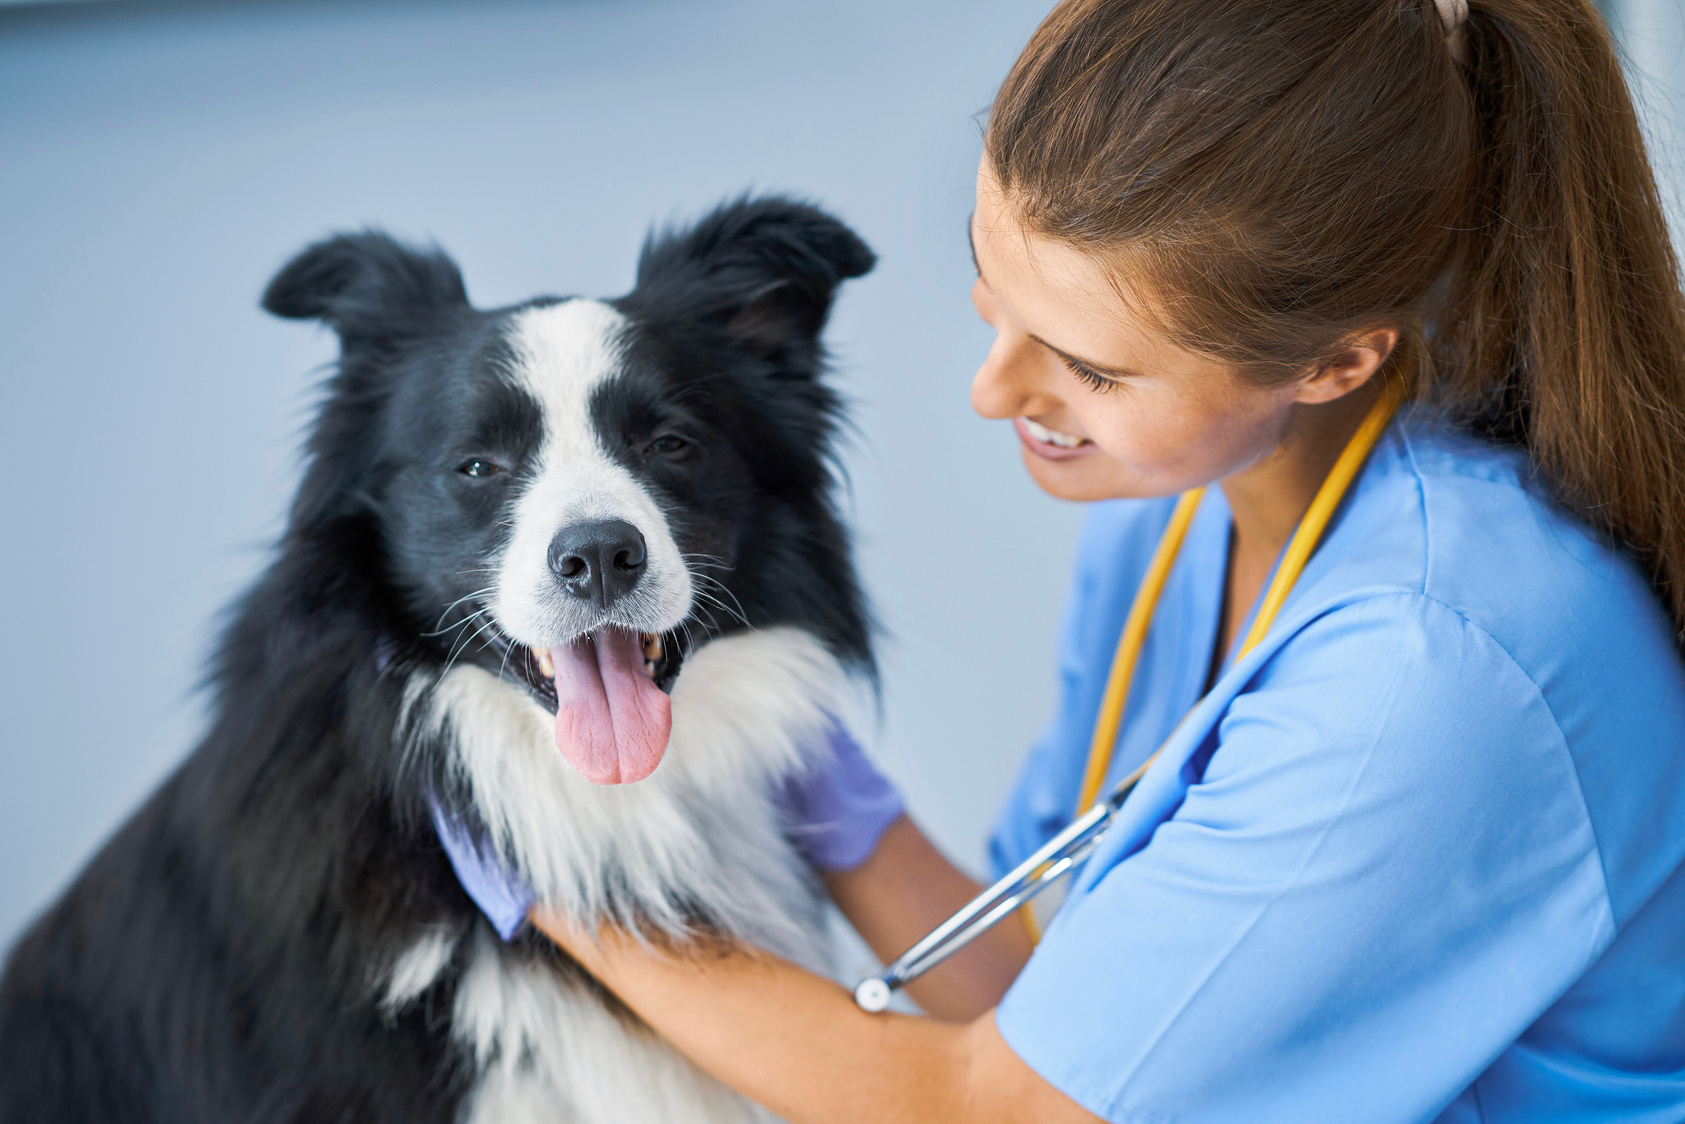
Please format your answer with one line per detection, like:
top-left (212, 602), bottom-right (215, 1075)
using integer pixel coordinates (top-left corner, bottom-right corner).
top-left (548, 519), bottom-right (647, 606)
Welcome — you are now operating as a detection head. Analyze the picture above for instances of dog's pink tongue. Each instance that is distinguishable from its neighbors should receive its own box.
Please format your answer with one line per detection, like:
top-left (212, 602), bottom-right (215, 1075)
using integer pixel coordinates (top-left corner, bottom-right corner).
top-left (549, 629), bottom-right (671, 785)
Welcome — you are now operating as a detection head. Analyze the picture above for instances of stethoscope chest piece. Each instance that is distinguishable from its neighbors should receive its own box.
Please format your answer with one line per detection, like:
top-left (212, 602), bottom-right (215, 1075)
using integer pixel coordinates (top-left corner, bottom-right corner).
top-left (853, 978), bottom-right (892, 1013)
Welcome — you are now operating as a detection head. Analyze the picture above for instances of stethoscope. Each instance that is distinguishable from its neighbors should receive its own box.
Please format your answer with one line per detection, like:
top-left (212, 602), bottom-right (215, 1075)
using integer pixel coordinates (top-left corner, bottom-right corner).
top-left (853, 378), bottom-right (1405, 1013)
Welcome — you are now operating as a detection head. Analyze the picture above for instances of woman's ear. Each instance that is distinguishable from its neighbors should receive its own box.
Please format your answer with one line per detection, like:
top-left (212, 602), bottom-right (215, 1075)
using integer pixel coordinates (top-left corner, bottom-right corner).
top-left (1293, 326), bottom-right (1400, 404)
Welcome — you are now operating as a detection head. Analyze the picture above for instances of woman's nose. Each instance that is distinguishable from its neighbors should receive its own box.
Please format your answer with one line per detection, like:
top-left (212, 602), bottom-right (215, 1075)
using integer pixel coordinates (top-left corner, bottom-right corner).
top-left (971, 325), bottom-right (1057, 421)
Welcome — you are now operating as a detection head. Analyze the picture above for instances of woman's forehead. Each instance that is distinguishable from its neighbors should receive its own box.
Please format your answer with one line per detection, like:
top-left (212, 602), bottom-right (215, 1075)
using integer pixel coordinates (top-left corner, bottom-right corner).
top-left (971, 181), bottom-right (1205, 379)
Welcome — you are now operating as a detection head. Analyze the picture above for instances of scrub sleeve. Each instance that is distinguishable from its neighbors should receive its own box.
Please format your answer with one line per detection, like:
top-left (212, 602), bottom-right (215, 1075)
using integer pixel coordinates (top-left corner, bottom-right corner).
top-left (987, 416), bottom-right (1685, 1123)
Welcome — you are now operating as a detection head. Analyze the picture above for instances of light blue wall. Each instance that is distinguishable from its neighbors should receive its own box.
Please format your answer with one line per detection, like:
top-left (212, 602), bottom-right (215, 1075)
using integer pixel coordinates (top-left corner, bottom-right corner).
top-left (1609, 0), bottom-right (1685, 253)
top-left (0, 0), bottom-right (1082, 945)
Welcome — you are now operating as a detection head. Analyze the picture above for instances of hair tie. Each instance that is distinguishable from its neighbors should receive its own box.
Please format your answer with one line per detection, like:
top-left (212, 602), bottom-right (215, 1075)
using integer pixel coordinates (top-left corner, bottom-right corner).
top-left (1434, 0), bottom-right (1469, 63)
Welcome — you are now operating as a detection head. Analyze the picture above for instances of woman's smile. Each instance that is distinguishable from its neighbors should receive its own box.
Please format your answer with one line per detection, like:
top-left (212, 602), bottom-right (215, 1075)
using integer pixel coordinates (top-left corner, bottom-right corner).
top-left (1015, 416), bottom-right (1096, 460)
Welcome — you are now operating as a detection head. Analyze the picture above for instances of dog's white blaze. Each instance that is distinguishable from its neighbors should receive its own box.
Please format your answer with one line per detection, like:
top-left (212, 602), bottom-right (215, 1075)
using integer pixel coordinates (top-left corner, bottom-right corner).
top-left (426, 627), bottom-right (849, 964)
top-left (493, 299), bottom-right (693, 647)
top-left (453, 931), bottom-right (775, 1124)
top-left (423, 627), bottom-right (857, 1123)
top-left (380, 923), bottom-right (460, 1014)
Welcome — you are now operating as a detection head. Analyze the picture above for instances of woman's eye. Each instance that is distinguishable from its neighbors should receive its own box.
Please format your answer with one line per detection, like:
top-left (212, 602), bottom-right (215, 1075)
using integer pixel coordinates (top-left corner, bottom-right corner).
top-left (648, 434), bottom-right (689, 456)
top-left (458, 459), bottom-right (504, 478)
top-left (1062, 357), bottom-right (1117, 394)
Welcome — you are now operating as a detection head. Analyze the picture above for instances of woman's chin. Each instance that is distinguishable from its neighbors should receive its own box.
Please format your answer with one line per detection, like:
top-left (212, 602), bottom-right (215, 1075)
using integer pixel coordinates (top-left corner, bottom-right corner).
top-left (1021, 445), bottom-right (1135, 502)
top-left (1017, 438), bottom-right (1194, 502)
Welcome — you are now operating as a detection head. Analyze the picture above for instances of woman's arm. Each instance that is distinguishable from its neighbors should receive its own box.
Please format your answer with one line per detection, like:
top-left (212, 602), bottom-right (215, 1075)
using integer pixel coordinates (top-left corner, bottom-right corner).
top-left (821, 814), bottom-right (1033, 1021)
top-left (530, 907), bottom-right (1102, 1124)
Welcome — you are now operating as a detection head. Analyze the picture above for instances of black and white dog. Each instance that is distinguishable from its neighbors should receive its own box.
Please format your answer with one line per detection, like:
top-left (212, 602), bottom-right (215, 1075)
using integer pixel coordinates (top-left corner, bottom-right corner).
top-left (0, 198), bottom-right (876, 1123)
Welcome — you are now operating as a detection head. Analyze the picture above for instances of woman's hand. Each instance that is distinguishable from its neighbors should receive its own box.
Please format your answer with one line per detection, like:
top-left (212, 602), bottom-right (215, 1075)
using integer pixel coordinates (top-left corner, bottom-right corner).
top-left (531, 908), bottom-right (1102, 1124)
top-left (823, 814), bottom-right (1034, 1021)
top-left (778, 720), bottom-right (1035, 1020)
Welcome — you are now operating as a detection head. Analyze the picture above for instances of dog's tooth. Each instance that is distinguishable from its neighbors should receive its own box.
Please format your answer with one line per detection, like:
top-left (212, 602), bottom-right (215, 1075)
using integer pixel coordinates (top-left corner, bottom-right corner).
top-left (642, 634), bottom-right (663, 661)
top-left (536, 647), bottom-right (555, 678)
top-left (644, 660), bottom-right (656, 678)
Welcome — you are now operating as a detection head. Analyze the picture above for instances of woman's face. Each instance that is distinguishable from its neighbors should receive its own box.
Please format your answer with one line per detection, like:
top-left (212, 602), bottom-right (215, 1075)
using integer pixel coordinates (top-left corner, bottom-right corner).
top-left (969, 168), bottom-right (1311, 503)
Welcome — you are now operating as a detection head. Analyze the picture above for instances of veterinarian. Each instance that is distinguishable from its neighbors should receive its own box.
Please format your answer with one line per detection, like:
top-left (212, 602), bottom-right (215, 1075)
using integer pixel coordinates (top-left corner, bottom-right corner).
top-left (446, 0), bottom-right (1685, 1119)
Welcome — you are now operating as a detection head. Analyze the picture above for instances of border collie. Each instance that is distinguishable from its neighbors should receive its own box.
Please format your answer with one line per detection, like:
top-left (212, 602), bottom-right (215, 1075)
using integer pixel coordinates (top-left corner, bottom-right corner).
top-left (0, 197), bottom-right (876, 1123)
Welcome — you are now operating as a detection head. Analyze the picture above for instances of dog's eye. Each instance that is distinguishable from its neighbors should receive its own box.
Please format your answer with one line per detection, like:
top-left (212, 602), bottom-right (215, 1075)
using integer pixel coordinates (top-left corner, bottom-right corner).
top-left (648, 434), bottom-right (690, 457)
top-left (458, 459), bottom-right (504, 478)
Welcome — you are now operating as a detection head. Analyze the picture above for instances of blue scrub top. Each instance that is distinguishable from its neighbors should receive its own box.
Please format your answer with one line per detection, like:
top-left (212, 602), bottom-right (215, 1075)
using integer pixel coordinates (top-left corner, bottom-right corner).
top-left (988, 409), bottom-right (1685, 1123)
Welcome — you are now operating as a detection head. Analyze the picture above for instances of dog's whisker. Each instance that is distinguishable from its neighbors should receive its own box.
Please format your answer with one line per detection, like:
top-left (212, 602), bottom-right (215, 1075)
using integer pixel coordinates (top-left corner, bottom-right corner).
top-left (443, 621), bottom-right (497, 679)
top-left (689, 580), bottom-right (751, 629)
top-left (690, 604), bottom-right (721, 635)
top-left (681, 552), bottom-right (736, 571)
top-left (429, 587), bottom-right (499, 634)
top-left (442, 609), bottom-right (495, 673)
top-left (692, 593), bottom-right (746, 630)
top-left (441, 618), bottom-right (484, 668)
top-left (684, 559), bottom-right (751, 628)
top-left (423, 612), bottom-right (485, 640)
top-left (425, 607), bottom-right (485, 641)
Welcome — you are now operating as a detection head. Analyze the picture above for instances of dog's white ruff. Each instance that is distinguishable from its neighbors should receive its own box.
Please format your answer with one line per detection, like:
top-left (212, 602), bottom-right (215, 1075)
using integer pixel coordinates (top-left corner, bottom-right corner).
top-left (391, 626), bottom-right (854, 1124)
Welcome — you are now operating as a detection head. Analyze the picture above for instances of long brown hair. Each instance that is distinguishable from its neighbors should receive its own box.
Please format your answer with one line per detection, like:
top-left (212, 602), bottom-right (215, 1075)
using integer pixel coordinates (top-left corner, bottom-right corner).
top-left (986, 0), bottom-right (1685, 643)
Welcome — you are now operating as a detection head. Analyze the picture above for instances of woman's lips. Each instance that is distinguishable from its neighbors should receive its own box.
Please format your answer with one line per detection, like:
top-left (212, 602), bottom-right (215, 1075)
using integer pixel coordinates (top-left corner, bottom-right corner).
top-left (1014, 416), bottom-right (1097, 462)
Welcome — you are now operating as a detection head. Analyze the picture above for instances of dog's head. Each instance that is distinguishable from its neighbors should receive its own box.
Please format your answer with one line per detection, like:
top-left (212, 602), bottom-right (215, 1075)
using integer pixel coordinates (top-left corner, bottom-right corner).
top-left (263, 197), bottom-right (874, 784)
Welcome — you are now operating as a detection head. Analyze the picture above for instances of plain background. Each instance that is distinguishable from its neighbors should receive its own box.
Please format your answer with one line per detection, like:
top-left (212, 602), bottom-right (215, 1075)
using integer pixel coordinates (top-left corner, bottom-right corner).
top-left (2, 0), bottom-right (1682, 949)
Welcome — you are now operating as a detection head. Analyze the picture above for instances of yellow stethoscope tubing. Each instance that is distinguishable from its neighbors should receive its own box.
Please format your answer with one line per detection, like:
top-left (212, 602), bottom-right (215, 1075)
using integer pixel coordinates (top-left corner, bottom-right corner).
top-left (1069, 486), bottom-right (1208, 820)
top-left (849, 380), bottom-right (1407, 1009)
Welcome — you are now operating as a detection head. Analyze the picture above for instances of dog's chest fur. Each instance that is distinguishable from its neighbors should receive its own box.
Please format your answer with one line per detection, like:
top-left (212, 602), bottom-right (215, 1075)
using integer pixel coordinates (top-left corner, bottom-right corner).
top-left (452, 935), bottom-right (773, 1124)
top-left (387, 627), bottom-right (848, 1123)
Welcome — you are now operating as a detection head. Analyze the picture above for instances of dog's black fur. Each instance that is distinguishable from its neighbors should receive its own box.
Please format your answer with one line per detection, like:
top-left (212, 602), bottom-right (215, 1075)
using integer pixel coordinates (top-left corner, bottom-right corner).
top-left (0, 197), bottom-right (874, 1123)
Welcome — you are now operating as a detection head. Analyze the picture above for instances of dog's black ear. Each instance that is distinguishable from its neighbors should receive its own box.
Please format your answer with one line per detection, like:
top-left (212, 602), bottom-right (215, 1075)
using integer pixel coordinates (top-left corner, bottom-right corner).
top-left (262, 230), bottom-right (467, 341)
top-left (631, 196), bottom-right (875, 375)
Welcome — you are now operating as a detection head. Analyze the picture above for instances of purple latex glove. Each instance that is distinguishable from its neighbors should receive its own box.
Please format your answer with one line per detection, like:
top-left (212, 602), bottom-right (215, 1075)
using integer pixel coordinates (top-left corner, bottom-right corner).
top-left (430, 801), bottom-right (534, 941)
top-left (781, 719), bottom-right (905, 873)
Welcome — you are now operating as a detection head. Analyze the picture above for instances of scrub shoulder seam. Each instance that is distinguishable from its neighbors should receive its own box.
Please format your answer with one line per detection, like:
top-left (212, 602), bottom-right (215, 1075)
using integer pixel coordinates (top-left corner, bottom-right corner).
top-left (1408, 590), bottom-right (1612, 912)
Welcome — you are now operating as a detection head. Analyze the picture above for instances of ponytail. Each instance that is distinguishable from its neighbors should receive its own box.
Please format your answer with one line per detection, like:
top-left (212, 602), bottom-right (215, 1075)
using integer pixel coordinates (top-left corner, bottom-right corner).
top-left (1438, 0), bottom-right (1685, 639)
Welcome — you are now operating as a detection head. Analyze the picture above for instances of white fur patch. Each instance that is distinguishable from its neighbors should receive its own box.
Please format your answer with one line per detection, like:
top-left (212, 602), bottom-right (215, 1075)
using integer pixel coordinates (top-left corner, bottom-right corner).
top-left (453, 931), bottom-right (775, 1124)
top-left (492, 299), bottom-right (693, 648)
top-left (380, 923), bottom-right (461, 1014)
